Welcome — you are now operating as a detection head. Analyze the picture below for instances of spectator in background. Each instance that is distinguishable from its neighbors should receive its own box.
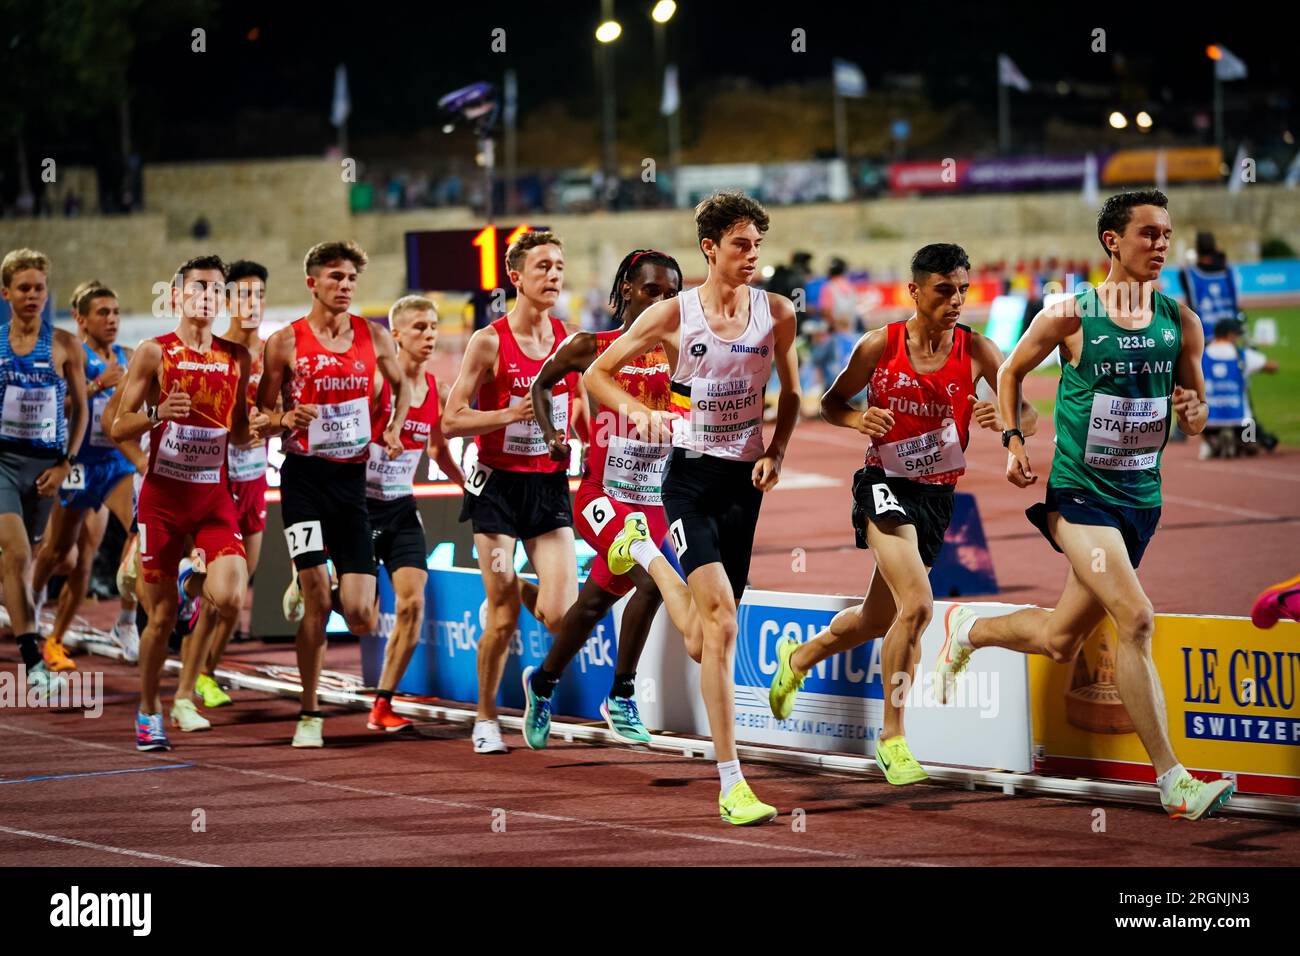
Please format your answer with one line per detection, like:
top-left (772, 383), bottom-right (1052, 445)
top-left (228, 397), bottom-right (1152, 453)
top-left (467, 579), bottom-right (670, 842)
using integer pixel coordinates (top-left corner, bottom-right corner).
top-left (1182, 231), bottom-right (1240, 340)
top-left (1200, 318), bottom-right (1280, 459)
top-left (767, 250), bottom-right (813, 328)
top-left (190, 215), bottom-right (210, 239)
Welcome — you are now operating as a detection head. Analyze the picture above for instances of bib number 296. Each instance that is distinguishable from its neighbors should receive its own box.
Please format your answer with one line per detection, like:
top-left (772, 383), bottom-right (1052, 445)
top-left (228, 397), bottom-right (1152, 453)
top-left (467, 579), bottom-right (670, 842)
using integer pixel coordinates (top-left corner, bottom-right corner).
top-left (284, 520), bottom-right (323, 558)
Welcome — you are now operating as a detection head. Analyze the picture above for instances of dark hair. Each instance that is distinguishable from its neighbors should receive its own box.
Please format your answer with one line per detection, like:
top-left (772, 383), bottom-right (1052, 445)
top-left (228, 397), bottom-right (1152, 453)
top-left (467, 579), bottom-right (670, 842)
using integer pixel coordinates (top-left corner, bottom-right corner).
top-left (304, 240), bottom-right (367, 276)
top-left (828, 257), bottom-right (848, 278)
top-left (1213, 318), bottom-right (1244, 338)
top-left (1195, 231), bottom-right (1217, 258)
top-left (174, 254), bottom-right (227, 288)
top-left (226, 259), bottom-right (268, 286)
top-left (694, 191), bottom-right (769, 262)
top-left (910, 243), bottom-right (971, 283)
top-left (1096, 189), bottom-right (1169, 256)
top-left (608, 249), bottom-right (683, 323)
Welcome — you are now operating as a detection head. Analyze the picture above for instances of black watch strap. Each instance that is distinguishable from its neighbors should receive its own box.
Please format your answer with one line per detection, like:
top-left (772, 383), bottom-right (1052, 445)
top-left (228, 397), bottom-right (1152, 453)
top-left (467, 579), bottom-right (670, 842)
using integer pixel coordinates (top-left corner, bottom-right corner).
top-left (1001, 428), bottom-right (1024, 448)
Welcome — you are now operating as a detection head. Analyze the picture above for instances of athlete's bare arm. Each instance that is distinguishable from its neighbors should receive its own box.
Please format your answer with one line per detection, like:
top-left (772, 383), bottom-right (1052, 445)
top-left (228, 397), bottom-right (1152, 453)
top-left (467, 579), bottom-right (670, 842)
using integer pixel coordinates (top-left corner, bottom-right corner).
top-left (998, 298), bottom-right (1082, 487)
top-left (257, 326), bottom-right (312, 432)
top-left (112, 340), bottom-right (173, 443)
top-left (55, 327), bottom-right (88, 457)
top-left (754, 292), bottom-right (801, 491)
top-left (101, 387), bottom-right (148, 473)
top-left (441, 327), bottom-right (533, 439)
top-left (822, 327), bottom-right (889, 437)
top-left (372, 319), bottom-right (411, 457)
top-left (87, 344), bottom-right (130, 398)
top-left (584, 297), bottom-right (681, 444)
top-left (969, 331), bottom-right (1038, 437)
top-left (532, 331), bottom-right (597, 461)
top-left (228, 344), bottom-right (254, 446)
top-left (1173, 302), bottom-right (1209, 436)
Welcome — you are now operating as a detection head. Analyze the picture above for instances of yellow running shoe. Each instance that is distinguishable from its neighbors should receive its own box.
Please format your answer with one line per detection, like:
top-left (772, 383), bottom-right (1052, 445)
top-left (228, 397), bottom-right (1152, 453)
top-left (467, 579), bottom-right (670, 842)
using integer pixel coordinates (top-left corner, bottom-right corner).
top-left (719, 779), bottom-right (778, 826)
top-left (769, 635), bottom-right (808, 720)
top-left (875, 735), bottom-right (929, 785)
top-left (195, 673), bottom-right (233, 708)
top-left (607, 512), bottom-right (650, 577)
top-left (43, 636), bottom-right (77, 672)
top-left (1162, 772), bottom-right (1234, 821)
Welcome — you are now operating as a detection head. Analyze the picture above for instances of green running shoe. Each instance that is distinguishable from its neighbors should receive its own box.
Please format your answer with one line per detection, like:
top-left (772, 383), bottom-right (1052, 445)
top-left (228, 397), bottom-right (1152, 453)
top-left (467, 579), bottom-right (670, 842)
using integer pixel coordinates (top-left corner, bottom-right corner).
top-left (521, 666), bottom-right (552, 750)
top-left (769, 635), bottom-right (808, 719)
top-left (875, 735), bottom-right (929, 785)
top-left (601, 694), bottom-right (650, 744)
top-left (195, 673), bottom-right (233, 708)
top-left (719, 780), bottom-right (778, 826)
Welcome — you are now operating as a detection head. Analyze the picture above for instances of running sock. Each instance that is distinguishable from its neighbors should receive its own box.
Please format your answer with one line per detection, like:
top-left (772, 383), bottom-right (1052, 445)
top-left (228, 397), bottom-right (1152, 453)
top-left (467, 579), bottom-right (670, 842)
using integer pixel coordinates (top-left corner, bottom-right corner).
top-left (1156, 764), bottom-right (1186, 801)
top-left (116, 607), bottom-right (135, 626)
top-left (16, 632), bottom-right (41, 669)
top-left (629, 538), bottom-right (660, 573)
top-left (375, 689), bottom-right (394, 702)
top-left (610, 672), bottom-right (636, 699)
top-left (953, 612), bottom-right (977, 650)
top-left (299, 709), bottom-right (323, 719)
top-left (530, 667), bottom-right (560, 699)
top-left (718, 759), bottom-right (744, 794)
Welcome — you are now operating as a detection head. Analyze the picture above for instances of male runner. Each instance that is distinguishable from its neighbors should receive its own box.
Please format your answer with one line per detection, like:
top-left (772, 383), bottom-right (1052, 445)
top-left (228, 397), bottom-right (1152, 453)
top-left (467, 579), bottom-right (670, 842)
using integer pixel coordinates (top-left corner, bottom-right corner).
top-left (190, 260), bottom-right (271, 710)
top-left (935, 189), bottom-right (1235, 820)
top-left (258, 241), bottom-right (409, 748)
top-left (365, 295), bottom-right (464, 732)
top-left (0, 248), bottom-right (86, 700)
top-left (112, 255), bottom-right (264, 749)
top-left (31, 281), bottom-right (140, 669)
top-left (442, 230), bottom-right (584, 755)
top-left (520, 248), bottom-right (686, 748)
top-left (767, 243), bottom-right (1037, 783)
top-left (586, 192), bottom-right (801, 825)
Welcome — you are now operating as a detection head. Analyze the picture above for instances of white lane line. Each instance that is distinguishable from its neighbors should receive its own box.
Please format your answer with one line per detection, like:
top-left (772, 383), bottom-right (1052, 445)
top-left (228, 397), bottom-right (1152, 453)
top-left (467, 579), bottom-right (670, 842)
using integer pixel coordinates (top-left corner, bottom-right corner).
top-left (1189, 460), bottom-right (1300, 484)
top-left (0, 721), bottom-right (940, 867)
top-left (1159, 494), bottom-right (1285, 522)
top-left (0, 824), bottom-right (219, 867)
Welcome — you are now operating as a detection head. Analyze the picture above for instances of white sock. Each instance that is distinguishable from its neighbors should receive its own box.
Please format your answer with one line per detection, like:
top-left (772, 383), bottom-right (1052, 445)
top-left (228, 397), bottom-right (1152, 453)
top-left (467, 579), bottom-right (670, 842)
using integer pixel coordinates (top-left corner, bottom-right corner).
top-left (1156, 763), bottom-right (1186, 800)
top-left (473, 719), bottom-right (499, 736)
top-left (717, 759), bottom-right (744, 794)
top-left (629, 538), bottom-right (660, 572)
top-left (953, 610), bottom-right (977, 650)
top-left (116, 607), bottom-right (135, 626)
top-left (34, 593), bottom-right (45, 621)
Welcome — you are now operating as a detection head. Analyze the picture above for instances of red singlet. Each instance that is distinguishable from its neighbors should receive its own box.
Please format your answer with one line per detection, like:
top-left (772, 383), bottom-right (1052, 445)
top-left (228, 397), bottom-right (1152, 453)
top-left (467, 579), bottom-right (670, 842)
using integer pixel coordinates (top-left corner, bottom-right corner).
top-left (282, 314), bottom-right (377, 463)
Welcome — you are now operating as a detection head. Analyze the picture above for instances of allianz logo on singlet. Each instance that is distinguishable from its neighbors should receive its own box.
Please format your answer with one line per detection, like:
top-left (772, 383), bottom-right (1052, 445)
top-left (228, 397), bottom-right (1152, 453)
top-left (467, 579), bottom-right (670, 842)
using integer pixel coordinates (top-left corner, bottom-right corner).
top-left (315, 374), bottom-right (369, 391)
top-left (884, 396), bottom-right (953, 417)
top-left (730, 343), bottom-right (769, 356)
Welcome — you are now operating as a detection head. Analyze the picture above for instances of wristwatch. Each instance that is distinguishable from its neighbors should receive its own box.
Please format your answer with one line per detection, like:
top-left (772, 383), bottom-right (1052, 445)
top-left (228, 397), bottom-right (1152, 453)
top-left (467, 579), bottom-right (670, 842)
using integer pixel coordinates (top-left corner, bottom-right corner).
top-left (58, 452), bottom-right (78, 468)
top-left (146, 402), bottom-right (160, 425)
top-left (1001, 428), bottom-right (1025, 448)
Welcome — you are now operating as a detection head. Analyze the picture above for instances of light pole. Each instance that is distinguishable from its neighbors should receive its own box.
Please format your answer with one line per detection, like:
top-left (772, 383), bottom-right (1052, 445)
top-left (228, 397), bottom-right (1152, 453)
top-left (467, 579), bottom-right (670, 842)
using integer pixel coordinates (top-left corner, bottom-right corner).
top-left (652, 1), bottom-right (679, 183)
top-left (596, 6), bottom-right (622, 205)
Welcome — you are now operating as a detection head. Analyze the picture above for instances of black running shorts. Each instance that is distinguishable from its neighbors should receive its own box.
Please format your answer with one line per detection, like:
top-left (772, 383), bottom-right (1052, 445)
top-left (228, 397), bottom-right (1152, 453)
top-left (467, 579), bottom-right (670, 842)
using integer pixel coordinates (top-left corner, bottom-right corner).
top-left (279, 453), bottom-right (376, 577)
top-left (851, 465), bottom-right (955, 568)
top-left (661, 448), bottom-right (763, 600)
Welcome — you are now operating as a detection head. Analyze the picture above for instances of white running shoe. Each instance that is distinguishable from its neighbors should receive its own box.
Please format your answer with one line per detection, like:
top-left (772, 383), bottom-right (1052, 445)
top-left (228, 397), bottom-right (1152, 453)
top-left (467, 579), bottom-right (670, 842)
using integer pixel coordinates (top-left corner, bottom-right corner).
top-left (292, 715), bottom-right (324, 748)
top-left (26, 662), bottom-right (67, 704)
top-left (472, 719), bottom-right (509, 754)
top-left (112, 619), bottom-right (141, 664)
top-left (170, 698), bottom-right (212, 732)
top-left (283, 575), bottom-right (305, 623)
top-left (935, 604), bottom-right (977, 705)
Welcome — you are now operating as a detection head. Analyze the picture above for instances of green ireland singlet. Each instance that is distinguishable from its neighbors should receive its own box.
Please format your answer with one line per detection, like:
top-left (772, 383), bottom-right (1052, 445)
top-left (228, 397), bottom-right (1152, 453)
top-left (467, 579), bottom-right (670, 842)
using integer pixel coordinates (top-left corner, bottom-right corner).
top-left (1049, 287), bottom-right (1182, 508)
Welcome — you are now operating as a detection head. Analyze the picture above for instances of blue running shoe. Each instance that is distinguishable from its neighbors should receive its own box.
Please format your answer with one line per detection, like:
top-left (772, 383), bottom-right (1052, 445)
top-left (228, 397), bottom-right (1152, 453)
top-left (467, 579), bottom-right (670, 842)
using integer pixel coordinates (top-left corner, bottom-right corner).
top-left (136, 711), bottom-right (172, 752)
top-left (521, 665), bottom-right (552, 750)
top-left (601, 694), bottom-right (651, 744)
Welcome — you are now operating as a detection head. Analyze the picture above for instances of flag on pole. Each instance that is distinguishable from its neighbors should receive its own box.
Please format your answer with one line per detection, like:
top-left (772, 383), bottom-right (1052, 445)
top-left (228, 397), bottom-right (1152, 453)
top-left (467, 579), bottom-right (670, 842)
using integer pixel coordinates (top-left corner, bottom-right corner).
top-left (331, 64), bottom-right (350, 128)
top-left (1154, 149), bottom-right (1168, 190)
top-left (1285, 150), bottom-right (1300, 189)
top-left (660, 63), bottom-right (680, 116)
top-left (1229, 143), bottom-right (1247, 194)
top-left (1082, 153), bottom-right (1099, 206)
top-left (503, 70), bottom-right (518, 126)
top-left (998, 54), bottom-right (1030, 92)
top-left (832, 58), bottom-right (867, 98)
top-left (1213, 45), bottom-right (1248, 82)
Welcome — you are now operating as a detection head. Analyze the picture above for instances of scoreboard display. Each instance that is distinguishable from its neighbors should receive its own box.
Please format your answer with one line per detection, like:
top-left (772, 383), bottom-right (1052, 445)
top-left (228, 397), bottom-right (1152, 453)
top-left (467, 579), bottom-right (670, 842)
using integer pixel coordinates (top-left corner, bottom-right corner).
top-left (405, 224), bottom-right (540, 292)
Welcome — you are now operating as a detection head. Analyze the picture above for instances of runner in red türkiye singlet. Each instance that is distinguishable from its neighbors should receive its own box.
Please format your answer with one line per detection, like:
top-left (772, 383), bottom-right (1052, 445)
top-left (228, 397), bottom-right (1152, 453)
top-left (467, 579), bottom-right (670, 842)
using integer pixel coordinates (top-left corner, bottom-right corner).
top-left (863, 320), bottom-right (975, 486)
top-left (475, 315), bottom-right (575, 473)
top-left (365, 372), bottom-right (440, 500)
top-left (137, 332), bottom-right (246, 582)
top-left (283, 313), bottom-right (376, 463)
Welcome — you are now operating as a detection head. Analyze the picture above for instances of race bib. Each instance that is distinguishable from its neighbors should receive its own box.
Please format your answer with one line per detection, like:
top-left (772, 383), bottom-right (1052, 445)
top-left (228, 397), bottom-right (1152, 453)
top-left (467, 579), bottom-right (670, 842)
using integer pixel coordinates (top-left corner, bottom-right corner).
top-left (681, 377), bottom-right (762, 451)
top-left (1084, 394), bottom-right (1169, 471)
top-left (603, 434), bottom-right (671, 505)
top-left (61, 462), bottom-right (86, 491)
top-left (228, 441), bottom-right (268, 482)
top-left (365, 444), bottom-right (421, 500)
top-left (284, 520), bottom-right (324, 558)
top-left (1, 385), bottom-right (58, 443)
top-left (307, 397), bottom-right (369, 458)
top-left (152, 422), bottom-right (227, 484)
top-left (89, 393), bottom-right (115, 448)
top-left (463, 457), bottom-right (494, 497)
top-left (581, 494), bottom-right (617, 535)
top-left (875, 422), bottom-right (966, 479)
top-left (502, 392), bottom-right (568, 457)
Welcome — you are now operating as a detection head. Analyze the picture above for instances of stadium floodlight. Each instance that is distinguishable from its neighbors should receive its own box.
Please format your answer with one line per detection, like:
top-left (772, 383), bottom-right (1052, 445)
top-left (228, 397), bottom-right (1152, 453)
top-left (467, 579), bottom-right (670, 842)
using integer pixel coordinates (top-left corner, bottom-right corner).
top-left (652, 1), bottom-right (677, 23)
top-left (1109, 111), bottom-right (1128, 129)
top-left (1136, 111), bottom-right (1153, 129)
top-left (1206, 45), bottom-right (1222, 61)
top-left (596, 20), bottom-right (623, 43)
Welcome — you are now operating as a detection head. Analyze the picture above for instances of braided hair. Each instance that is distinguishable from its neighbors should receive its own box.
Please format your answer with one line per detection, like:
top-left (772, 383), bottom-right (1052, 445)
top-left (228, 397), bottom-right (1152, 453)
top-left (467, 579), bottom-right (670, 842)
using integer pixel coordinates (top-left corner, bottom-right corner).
top-left (608, 249), bottom-right (682, 324)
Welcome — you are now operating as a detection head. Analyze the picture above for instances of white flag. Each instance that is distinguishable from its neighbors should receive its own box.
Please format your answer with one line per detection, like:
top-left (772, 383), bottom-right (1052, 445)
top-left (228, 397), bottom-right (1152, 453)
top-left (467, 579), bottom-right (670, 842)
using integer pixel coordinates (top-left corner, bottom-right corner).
top-left (1082, 152), bottom-right (1099, 206)
top-left (660, 63), bottom-right (680, 116)
top-left (998, 54), bottom-right (1030, 92)
top-left (1285, 150), bottom-right (1300, 189)
top-left (331, 64), bottom-right (350, 128)
top-left (833, 58), bottom-right (867, 98)
top-left (1154, 148), bottom-right (1167, 190)
top-left (1214, 45), bottom-right (1248, 82)
top-left (1229, 143), bottom-right (1247, 194)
